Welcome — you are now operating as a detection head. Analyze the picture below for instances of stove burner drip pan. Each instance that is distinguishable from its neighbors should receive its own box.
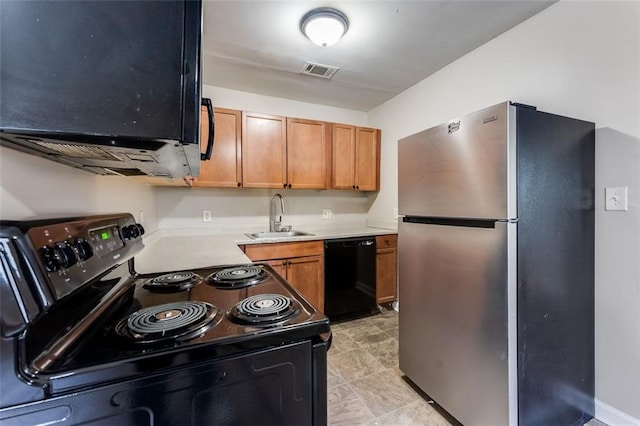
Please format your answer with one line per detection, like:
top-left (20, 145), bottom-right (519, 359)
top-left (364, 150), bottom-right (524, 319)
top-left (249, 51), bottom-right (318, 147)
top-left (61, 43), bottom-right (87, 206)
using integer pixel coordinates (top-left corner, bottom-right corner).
top-left (116, 301), bottom-right (221, 344)
top-left (230, 294), bottom-right (299, 325)
top-left (143, 271), bottom-right (202, 292)
top-left (207, 265), bottom-right (267, 289)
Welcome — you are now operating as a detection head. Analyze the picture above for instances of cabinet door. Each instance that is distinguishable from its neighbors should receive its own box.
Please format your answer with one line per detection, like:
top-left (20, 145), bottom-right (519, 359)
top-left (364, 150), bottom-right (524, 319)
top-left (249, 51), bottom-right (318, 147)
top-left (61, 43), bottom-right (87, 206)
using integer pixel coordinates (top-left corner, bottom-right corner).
top-left (193, 108), bottom-right (242, 187)
top-left (376, 247), bottom-right (397, 303)
top-left (265, 259), bottom-right (286, 278)
top-left (331, 123), bottom-right (356, 189)
top-left (242, 112), bottom-right (286, 188)
top-left (286, 255), bottom-right (324, 312)
top-left (355, 127), bottom-right (380, 191)
top-left (286, 118), bottom-right (328, 189)
top-left (376, 234), bottom-right (397, 303)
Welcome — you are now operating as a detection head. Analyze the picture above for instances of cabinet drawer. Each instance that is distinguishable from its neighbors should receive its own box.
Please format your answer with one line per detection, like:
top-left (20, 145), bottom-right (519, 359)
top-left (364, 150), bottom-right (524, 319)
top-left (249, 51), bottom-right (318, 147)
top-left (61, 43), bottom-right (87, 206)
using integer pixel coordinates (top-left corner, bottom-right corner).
top-left (376, 234), bottom-right (397, 249)
top-left (244, 240), bottom-right (323, 261)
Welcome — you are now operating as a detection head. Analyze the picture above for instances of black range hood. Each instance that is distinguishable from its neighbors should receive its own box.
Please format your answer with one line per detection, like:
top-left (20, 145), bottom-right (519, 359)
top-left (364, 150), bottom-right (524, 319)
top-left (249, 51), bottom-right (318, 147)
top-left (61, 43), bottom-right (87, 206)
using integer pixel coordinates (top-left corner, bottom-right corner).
top-left (0, 0), bottom-right (213, 178)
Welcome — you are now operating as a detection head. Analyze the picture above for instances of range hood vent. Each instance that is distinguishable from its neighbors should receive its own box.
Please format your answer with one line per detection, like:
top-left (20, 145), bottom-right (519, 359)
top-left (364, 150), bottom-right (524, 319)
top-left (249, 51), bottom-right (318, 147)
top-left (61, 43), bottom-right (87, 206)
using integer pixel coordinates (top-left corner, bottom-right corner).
top-left (102, 167), bottom-right (148, 177)
top-left (301, 61), bottom-right (339, 79)
top-left (32, 141), bottom-right (122, 161)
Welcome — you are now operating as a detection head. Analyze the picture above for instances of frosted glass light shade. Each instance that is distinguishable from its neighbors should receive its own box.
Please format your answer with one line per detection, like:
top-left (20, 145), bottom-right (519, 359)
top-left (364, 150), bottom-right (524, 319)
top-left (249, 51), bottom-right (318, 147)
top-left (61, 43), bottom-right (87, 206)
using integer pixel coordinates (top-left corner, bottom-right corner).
top-left (300, 8), bottom-right (349, 47)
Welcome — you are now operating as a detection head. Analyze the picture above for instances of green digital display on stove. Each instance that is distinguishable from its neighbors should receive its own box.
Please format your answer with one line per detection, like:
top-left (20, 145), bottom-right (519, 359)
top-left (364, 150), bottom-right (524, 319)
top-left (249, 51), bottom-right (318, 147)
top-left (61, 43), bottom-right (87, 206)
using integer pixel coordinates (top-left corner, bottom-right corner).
top-left (90, 225), bottom-right (124, 257)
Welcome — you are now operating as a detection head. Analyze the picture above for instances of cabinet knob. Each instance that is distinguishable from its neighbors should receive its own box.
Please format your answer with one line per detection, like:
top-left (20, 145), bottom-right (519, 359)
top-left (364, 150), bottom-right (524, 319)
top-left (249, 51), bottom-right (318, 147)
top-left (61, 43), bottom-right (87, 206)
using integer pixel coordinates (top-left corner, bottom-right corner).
top-left (288, 183), bottom-right (292, 188)
top-left (352, 185), bottom-right (356, 189)
top-left (283, 183), bottom-right (287, 188)
top-left (237, 182), bottom-right (241, 187)
top-left (356, 185), bottom-right (359, 190)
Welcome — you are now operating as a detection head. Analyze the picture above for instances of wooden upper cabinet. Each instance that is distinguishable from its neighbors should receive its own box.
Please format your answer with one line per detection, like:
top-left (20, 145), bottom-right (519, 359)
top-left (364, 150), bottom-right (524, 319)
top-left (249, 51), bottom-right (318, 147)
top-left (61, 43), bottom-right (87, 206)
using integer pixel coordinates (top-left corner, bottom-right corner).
top-left (186, 108), bottom-right (378, 191)
top-left (331, 124), bottom-right (380, 191)
top-left (193, 107), bottom-right (242, 188)
top-left (287, 118), bottom-right (328, 189)
top-left (331, 124), bottom-right (356, 189)
top-left (355, 126), bottom-right (380, 191)
top-left (241, 113), bottom-right (328, 189)
top-left (242, 112), bottom-right (287, 188)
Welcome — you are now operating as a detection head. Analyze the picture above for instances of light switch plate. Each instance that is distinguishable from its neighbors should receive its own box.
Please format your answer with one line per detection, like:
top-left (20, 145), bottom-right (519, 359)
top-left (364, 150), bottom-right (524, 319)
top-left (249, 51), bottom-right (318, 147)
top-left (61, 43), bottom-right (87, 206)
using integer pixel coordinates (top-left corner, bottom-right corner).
top-left (605, 187), bottom-right (628, 211)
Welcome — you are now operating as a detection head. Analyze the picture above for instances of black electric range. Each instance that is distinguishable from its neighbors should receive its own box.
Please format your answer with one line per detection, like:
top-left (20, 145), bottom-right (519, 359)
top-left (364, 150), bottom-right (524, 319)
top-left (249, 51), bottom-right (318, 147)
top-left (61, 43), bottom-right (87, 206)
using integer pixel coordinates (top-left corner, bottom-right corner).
top-left (0, 213), bottom-right (330, 425)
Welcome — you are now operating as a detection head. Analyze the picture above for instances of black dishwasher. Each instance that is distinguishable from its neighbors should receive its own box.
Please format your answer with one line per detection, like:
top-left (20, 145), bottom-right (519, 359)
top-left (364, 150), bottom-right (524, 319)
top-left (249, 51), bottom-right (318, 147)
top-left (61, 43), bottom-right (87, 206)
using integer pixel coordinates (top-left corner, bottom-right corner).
top-left (324, 237), bottom-right (377, 322)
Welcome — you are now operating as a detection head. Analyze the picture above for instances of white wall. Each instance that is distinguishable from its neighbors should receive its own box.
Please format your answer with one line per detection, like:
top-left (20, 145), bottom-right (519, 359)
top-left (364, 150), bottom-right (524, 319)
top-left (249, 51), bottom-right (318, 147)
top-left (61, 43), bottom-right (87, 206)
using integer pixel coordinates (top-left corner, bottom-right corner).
top-left (594, 127), bottom-right (640, 423)
top-left (155, 85), bottom-right (375, 230)
top-left (368, 0), bottom-right (640, 422)
top-left (204, 85), bottom-right (368, 125)
top-left (0, 146), bottom-right (158, 229)
top-left (156, 187), bottom-right (373, 230)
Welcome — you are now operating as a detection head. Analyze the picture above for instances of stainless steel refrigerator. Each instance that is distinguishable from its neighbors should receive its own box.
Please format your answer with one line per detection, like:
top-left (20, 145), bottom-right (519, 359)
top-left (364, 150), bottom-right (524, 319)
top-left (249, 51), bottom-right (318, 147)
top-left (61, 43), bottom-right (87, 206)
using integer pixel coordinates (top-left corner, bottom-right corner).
top-left (397, 102), bottom-right (594, 426)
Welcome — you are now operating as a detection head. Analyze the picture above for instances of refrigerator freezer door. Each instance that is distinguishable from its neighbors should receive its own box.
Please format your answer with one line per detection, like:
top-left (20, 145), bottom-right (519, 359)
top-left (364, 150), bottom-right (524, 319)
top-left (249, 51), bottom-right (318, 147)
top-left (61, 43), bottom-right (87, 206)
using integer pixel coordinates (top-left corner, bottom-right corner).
top-left (398, 102), bottom-right (516, 220)
top-left (398, 219), bottom-right (517, 426)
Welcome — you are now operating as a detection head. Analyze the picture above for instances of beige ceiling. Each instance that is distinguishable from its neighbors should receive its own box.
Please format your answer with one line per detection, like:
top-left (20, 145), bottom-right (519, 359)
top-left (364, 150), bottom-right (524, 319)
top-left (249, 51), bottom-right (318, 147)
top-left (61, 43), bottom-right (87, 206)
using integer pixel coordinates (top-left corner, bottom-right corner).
top-left (202, 1), bottom-right (556, 112)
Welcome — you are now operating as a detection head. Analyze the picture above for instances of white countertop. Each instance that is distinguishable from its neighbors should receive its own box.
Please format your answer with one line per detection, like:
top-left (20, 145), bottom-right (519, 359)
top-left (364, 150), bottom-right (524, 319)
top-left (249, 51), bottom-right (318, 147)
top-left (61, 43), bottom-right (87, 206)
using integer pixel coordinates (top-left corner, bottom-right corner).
top-left (134, 224), bottom-right (396, 274)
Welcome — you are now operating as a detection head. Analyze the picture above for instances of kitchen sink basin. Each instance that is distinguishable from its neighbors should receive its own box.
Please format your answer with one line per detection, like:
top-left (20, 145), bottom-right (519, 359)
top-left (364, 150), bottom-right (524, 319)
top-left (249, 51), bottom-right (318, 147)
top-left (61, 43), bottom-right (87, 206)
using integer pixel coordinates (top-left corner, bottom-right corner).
top-left (246, 230), bottom-right (315, 239)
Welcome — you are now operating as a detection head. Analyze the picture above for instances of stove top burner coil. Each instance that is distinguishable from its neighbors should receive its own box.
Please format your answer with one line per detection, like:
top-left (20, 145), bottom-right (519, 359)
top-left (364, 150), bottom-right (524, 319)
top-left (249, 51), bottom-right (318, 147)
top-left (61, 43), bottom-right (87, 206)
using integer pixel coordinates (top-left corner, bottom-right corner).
top-left (116, 301), bottom-right (221, 344)
top-left (230, 294), bottom-right (299, 325)
top-left (207, 265), bottom-right (267, 289)
top-left (143, 271), bottom-right (202, 292)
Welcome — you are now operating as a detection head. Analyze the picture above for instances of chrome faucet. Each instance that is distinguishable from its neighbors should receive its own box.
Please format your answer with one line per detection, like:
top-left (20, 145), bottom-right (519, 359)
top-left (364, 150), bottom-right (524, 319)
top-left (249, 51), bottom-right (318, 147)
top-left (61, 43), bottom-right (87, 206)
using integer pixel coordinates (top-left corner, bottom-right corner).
top-left (270, 193), bottom-right (286, 232)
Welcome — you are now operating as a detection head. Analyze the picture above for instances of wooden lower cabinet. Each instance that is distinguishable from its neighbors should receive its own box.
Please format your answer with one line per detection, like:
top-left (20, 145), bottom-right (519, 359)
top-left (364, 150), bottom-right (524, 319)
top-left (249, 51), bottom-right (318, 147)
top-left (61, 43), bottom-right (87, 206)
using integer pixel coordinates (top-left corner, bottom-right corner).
top-left (265, 259), bottom-right (285, 277)
top-left (282, 255), bottom-right (323, 311)
top-left (243, 235), bottom-right (396, 310)
top-left (244, 241), bottom-right (324, 311)
top-left (376, 235), bottom-right (398, 304)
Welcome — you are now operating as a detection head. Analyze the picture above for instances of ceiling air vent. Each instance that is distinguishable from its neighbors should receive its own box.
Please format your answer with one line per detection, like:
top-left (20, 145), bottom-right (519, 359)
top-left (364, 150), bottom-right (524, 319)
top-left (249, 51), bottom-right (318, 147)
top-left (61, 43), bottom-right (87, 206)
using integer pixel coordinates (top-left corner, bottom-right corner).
top-left (301, 61), bottom-right (339, 79)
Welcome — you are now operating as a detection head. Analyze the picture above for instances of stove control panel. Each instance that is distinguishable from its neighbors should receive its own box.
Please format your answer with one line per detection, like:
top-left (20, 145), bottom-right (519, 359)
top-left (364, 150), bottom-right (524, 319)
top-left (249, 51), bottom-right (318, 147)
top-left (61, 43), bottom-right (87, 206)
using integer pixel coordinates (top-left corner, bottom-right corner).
top-left (73, 237), bottom-right (93, 261)
top-left (121, 223), bottom-right (145, 240)
top-left (25, 213), bottom-right (145, 301)
top-left (40, 242), bottom-right (78, 272)
top-left (89, 225), bottom-right (125, 258)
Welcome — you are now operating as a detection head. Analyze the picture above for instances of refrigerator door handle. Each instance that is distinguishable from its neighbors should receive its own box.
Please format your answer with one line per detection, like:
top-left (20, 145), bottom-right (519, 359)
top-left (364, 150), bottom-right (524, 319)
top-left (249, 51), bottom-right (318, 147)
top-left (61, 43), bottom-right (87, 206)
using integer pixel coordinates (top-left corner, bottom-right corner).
top-left (402, 216), bottom-right (496, 228)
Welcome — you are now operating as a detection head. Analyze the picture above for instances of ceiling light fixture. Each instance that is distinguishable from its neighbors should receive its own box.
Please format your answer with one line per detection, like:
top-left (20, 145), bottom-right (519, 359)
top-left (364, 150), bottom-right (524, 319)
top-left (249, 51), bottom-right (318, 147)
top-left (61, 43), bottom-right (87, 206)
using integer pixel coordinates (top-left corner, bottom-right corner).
top-left (300, 7), bottom-right (349, 47)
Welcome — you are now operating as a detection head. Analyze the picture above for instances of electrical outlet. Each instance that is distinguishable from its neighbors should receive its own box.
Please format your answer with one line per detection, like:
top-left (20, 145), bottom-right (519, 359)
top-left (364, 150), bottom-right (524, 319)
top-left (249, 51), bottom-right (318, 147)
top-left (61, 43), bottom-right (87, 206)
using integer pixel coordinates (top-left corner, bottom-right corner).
top-left (605, 187), bottom-right (628, 211)
top-left (322, 208), bottom-right (333, 219)
top-left (202, 209), bottom-right (212, 222)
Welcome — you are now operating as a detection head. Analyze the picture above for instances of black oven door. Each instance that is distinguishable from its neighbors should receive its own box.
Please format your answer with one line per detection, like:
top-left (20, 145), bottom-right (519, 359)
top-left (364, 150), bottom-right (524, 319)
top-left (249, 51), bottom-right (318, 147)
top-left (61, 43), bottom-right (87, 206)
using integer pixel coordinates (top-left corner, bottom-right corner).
top-left (1, 340), bottom-right (324, 426)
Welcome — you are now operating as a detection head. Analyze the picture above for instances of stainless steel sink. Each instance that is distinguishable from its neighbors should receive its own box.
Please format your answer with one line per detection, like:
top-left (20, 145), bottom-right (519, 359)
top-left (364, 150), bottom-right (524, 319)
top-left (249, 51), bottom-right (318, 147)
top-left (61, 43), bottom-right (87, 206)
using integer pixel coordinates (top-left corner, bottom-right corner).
top-left (246, 230), bottom-right (315, 240)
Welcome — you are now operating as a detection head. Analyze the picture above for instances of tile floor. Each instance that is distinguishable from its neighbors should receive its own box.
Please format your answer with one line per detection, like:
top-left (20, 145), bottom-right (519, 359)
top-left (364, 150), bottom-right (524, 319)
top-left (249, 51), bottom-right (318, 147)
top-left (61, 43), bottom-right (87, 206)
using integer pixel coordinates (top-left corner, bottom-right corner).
top-left (326, 310), bottom-right (606, 426)
top-left (327, 309), bottom-right (453, 425)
